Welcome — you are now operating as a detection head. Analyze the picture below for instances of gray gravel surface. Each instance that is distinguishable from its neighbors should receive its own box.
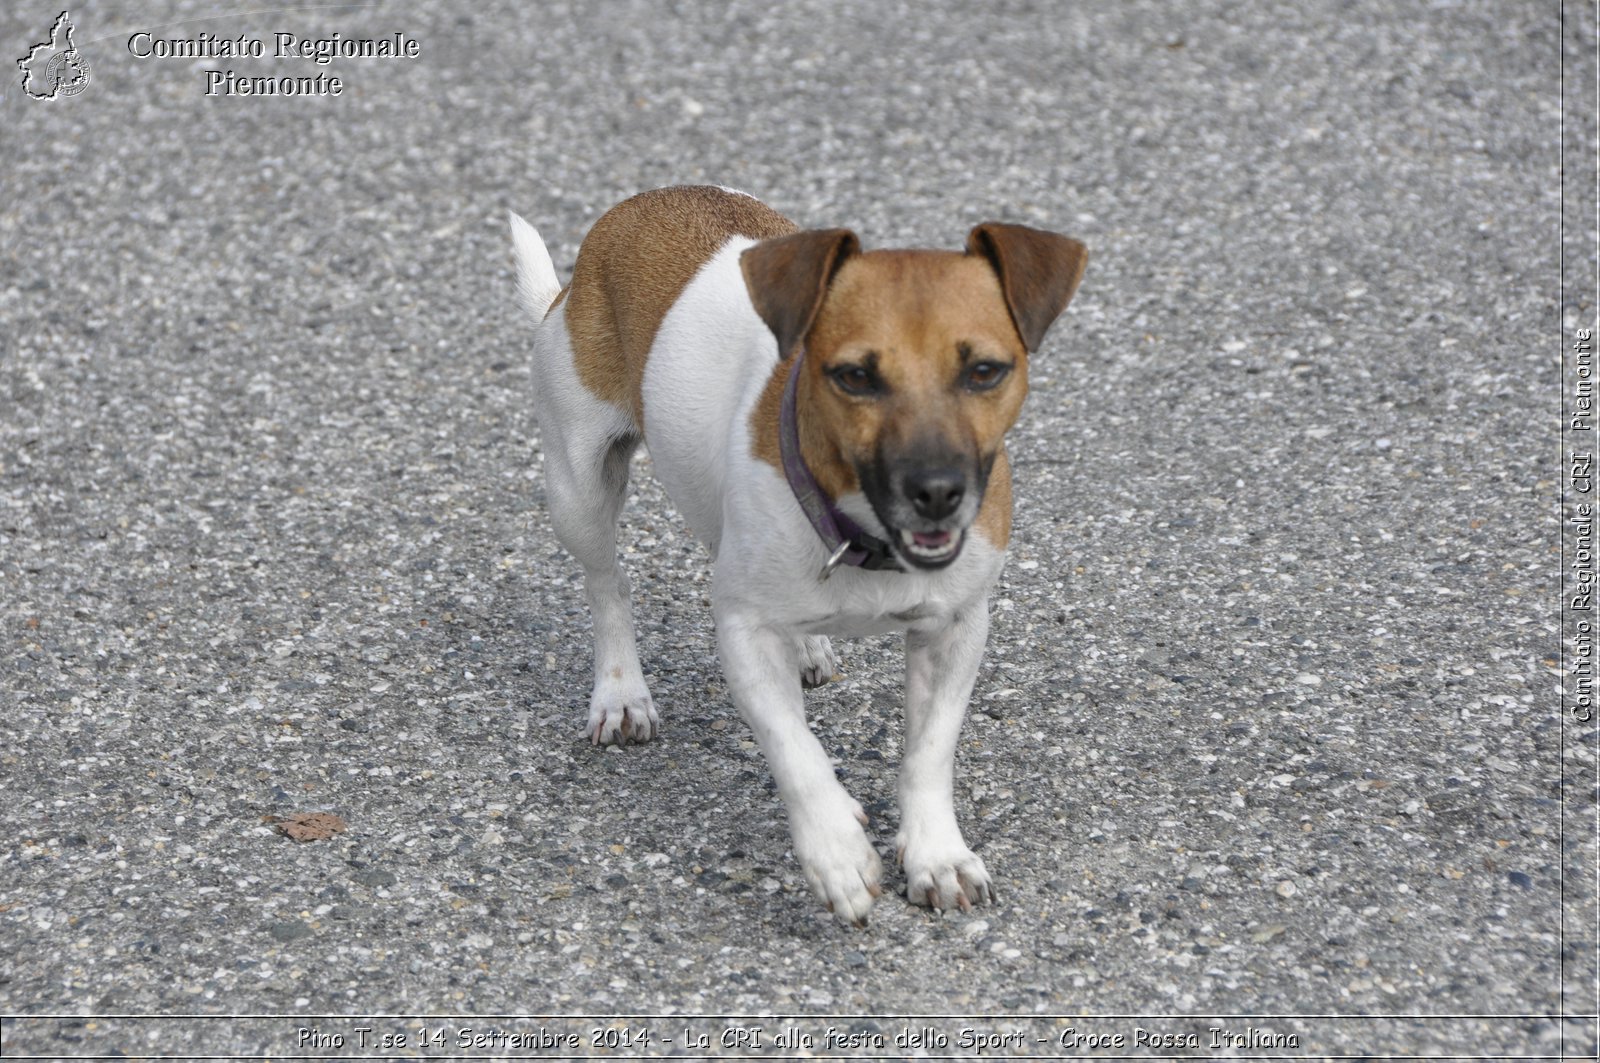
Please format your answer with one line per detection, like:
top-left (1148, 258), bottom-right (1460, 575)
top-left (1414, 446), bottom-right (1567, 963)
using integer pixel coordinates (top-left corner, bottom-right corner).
top-left (2, 0), bottom-right (1594, 1058)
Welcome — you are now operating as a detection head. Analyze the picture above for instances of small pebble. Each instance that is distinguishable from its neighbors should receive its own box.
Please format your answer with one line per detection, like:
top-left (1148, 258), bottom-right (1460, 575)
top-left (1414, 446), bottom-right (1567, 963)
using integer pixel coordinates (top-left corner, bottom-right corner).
top-left (268, 921), bottom-right (312, 943)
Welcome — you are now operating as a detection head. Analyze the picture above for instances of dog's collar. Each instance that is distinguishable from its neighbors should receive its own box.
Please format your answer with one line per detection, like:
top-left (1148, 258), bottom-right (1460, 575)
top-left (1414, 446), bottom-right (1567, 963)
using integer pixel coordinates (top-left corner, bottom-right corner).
top-left (779, 346), bottom-right (903, 579)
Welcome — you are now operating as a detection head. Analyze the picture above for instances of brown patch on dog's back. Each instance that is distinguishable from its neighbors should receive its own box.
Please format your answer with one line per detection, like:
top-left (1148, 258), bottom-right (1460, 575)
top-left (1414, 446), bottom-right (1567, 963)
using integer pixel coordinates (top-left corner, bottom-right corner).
top-left (564, 187), bottom-right (798, 429)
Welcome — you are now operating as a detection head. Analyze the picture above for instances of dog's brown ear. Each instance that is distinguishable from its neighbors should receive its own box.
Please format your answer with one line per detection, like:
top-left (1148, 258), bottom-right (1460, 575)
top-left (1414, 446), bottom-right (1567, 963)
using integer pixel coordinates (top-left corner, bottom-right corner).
top-left (741, 228), bottom-right (861, 358)
top-left (965, 223), bottom-right (1088, 352)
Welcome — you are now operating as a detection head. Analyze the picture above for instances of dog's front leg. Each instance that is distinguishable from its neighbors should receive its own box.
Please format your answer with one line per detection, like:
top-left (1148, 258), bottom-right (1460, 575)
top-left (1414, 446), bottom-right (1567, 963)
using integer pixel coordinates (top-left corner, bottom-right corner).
top-left (898, 603), bottom-right (997, 911)
top-left (715, 610), bottom-right (883, 925)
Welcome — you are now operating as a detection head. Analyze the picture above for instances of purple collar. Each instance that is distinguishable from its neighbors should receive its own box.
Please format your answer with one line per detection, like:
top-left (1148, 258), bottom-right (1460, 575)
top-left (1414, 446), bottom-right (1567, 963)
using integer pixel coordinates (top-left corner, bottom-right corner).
top-left (779, 347), bottom-right (902, 579)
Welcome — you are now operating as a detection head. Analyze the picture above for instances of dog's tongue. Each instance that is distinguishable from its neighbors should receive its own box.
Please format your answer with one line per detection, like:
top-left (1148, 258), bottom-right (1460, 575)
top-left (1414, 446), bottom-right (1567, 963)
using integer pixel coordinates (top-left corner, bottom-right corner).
top-left (912, 530), bottom-right (952, 548)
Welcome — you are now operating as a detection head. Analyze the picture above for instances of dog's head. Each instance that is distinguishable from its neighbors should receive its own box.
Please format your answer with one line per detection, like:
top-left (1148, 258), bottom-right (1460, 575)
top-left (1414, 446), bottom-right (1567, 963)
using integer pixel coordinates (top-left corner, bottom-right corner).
top-left (742, 222), bottom-right (1087, 569)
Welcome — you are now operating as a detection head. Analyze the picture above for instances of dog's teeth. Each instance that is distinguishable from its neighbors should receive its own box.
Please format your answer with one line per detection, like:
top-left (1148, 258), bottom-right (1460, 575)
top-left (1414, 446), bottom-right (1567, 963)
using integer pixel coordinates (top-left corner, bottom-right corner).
top-left (899, 528), bottom-right (960, 560)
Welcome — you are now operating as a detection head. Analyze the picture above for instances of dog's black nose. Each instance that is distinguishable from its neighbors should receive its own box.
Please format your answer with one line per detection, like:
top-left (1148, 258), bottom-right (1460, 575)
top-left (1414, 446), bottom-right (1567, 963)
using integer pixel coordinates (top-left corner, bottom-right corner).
top-left (904, 468), bottom-right (966, 521)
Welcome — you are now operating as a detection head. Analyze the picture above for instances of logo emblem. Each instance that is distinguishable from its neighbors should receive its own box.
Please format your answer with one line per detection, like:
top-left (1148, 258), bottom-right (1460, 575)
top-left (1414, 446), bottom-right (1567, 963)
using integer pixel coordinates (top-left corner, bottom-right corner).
top-left (18, 11), bottom-right (92, 101)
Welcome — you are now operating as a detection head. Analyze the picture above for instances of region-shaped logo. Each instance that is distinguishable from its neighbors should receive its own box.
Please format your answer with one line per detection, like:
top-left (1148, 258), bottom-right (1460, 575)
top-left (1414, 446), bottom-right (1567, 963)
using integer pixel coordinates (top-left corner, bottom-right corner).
top-left (17, 11), bottom-right (92, 100)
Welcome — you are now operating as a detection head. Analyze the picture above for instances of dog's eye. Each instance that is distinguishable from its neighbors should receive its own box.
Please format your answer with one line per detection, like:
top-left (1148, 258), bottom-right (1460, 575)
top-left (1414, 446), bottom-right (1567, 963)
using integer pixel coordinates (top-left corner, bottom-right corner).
top-left (828, 364), bottom-right (884, 397)
top-left (963, 361), bottom-right (1011, 391)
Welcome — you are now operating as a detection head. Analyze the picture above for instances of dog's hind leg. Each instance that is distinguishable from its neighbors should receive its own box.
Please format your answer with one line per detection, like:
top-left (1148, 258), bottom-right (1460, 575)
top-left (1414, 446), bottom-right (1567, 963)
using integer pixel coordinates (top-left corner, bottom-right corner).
top-left (543, 421), bottom-right (660, 745)
top-left (512, 210), bottom-right (658, 745)
top-left (797, 635), bottom-right (838, 689)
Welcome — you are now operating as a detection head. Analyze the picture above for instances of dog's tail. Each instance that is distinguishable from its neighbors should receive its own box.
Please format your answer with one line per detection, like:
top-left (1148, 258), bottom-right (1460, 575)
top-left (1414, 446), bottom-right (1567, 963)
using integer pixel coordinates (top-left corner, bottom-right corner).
top-left (508, 211), bottom-right (562, 323)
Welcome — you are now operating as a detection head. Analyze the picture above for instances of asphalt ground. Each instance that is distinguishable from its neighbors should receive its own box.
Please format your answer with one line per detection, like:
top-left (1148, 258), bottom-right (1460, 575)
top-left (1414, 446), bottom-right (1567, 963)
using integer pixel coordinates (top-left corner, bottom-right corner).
top-left (1, 1), bottom-right (1595, 1058)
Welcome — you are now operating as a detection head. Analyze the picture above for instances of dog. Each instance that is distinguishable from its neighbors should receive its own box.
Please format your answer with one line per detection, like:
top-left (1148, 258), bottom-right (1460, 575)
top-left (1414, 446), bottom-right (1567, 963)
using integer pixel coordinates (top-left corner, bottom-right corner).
top-left (509, 186), bottom-right (1086, 925)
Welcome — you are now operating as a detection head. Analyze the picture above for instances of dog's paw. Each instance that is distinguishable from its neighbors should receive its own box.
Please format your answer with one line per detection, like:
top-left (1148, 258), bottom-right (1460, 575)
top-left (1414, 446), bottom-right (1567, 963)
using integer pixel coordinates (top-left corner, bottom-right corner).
top-left (898, 835), bottom-right (995, 913)
top-left (797, 635), bottom-right (838, 689)
top-left (586, 684), bottom-right (659, 746)
top-left (792, 796), bottom-right (883, 926)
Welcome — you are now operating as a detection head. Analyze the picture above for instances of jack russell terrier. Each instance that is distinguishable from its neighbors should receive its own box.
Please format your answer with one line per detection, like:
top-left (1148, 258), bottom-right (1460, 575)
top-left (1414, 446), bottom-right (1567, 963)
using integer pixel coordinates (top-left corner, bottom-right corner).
top-left (509, 186), bottom-right (1086, 925)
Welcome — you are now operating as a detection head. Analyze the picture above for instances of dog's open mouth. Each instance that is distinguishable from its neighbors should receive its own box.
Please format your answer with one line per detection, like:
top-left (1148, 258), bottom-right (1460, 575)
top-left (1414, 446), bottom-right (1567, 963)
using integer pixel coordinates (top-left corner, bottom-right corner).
top-left (897, 527), bottom-right (964, 567)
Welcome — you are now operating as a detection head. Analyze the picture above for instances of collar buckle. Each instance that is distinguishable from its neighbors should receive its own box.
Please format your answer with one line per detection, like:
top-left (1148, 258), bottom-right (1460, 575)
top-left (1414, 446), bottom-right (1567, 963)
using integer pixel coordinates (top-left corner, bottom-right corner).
top-left (817, 540), bottom-right (852, 581)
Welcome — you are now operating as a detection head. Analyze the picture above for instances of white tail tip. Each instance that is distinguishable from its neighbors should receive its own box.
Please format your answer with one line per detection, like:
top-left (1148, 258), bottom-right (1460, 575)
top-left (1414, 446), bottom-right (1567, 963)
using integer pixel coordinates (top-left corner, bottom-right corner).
top-left (508, 210), bottom-right (561, 322)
